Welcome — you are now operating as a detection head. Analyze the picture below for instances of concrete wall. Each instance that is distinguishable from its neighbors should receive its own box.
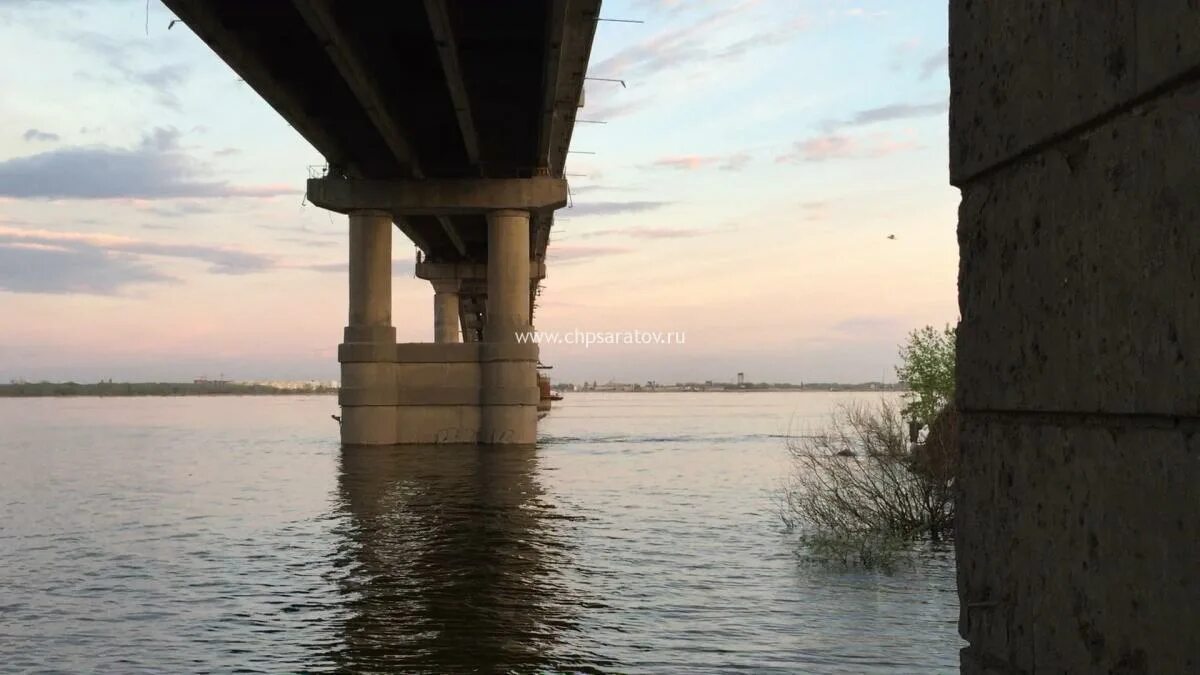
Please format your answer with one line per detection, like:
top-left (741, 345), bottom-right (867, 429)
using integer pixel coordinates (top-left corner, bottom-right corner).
top-left (338, 342), bottom-right (540, 445)
top-left (951, 3), bottom-right (1200, 673)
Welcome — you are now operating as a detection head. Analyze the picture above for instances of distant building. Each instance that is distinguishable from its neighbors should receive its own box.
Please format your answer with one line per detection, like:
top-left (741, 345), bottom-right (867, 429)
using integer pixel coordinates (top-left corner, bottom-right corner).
top-left (194, 378), bottom-right (229, 386)
top-left (737, 372), bottom-right (745, 386)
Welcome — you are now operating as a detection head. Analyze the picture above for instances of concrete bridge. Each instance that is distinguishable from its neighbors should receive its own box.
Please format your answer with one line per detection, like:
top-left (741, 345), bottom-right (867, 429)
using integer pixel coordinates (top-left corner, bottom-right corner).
top-left (162, 0), bottom-right (602, 445)
top-left (162, 2), bottom-right (1199, 672)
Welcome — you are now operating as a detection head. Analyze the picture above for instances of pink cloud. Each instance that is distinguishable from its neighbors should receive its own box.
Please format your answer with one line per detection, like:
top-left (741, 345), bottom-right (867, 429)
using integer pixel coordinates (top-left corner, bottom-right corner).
top-left (647, 151), bottom-right (752, 172)
top-left (651, 155), bottom-right (721, 170)
top-left (582, 226), bottom-right (711, 240)
top-left (547, 244), bottom-right (634, 264)
top-left (585, 3), bottom-right (807, 120)
top-left (776, 133), bottom-right (919, 163)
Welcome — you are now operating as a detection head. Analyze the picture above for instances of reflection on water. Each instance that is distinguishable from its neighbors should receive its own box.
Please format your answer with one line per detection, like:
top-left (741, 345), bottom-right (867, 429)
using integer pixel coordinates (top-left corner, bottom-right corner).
top-left (0, 393), bottom-right (962, 673)
top-left (328, 445), bottom-right (587, 673)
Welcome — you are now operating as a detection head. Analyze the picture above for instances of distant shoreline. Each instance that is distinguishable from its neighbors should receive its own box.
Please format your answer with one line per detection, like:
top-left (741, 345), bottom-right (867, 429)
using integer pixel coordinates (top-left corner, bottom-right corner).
top-left (554, 383), bottom-right (906, 394)
top-left (0, 382), bottom-right (904, 398)
top-left (554, 386), bottom-right (907, 391)
top-left (0, 382), bottom-right (338, 398)
top-left (569, 387), bottom-right (905, 393)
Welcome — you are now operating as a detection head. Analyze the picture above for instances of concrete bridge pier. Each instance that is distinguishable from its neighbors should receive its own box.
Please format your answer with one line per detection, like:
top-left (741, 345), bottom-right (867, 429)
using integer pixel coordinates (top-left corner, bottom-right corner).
top-left (431, 279), bottom-right (461, 344)
top-left (952, 2), bottom-right (1200, 672)
top-left (339, 209), bottom-right (398, 445)
top-left (482, 209), bottom-right (539, 445)
top-left (317, 176), bottom-right (565, 446)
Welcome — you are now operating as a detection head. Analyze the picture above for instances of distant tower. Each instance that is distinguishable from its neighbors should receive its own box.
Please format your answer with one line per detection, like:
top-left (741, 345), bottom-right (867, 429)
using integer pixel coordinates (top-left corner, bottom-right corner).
top-left (737, 372), bottom-right (745, 386)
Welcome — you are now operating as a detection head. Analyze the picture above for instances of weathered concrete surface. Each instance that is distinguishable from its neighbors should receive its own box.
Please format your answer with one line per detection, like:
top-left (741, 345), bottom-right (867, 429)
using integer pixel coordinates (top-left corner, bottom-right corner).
top-left (345, 210), bottom-right (394, 343)
top-left (949, 3), bottom-right (1200, 183)
top-left (306, 176), bottom-right (569, 215)
top-left (958, 418), bottom-right (1199, 674)
top-left (338, 342), bottom-right (539, 446)
top-left (952, 1), bottom-right (1200, 672)
top-left (431, 279), bottom-right (461, 344)
top-left (482, 209), bottom-right (538, 443)
top-left (415, 260), bottom-right (548, 282)
top-left (958, 81), bottom-right (1200, 417)
top-left (484, 210), bottom-right (533, 343)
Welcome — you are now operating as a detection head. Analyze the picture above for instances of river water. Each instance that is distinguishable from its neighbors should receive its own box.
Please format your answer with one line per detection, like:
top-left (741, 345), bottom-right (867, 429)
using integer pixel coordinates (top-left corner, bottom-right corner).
top-left (0, 392), bottom-right (962, 673)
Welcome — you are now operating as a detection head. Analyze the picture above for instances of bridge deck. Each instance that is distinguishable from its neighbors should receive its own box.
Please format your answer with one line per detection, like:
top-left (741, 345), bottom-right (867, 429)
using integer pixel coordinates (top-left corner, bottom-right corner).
top-left (163, 0), bottom-right (601, 265)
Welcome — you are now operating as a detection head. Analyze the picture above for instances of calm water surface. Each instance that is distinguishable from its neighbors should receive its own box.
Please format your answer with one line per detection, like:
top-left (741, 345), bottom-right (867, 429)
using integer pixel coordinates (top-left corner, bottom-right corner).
top-left (0, 392), bottom-right (962, 673)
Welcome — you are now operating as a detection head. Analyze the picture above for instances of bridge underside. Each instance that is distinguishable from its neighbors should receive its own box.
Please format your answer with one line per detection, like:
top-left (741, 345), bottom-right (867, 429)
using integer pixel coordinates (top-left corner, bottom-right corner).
top-left (165, 0), bottom-right (601, 444)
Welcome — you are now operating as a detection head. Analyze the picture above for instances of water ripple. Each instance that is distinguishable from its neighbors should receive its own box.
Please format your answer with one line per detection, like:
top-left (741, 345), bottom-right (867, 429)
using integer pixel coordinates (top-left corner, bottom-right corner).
top-left (0, 394), bottom-right (962, 673)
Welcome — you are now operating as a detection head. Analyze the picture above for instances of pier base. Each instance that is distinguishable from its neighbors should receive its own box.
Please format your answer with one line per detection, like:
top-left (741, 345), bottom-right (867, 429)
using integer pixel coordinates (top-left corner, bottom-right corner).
top-left (338, 342), bottom-right (539, 445)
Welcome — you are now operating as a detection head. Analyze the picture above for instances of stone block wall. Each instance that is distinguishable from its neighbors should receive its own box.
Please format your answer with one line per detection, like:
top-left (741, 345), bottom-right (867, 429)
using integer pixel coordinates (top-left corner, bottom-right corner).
top-left (951, 2), bottom-right (1200, 672)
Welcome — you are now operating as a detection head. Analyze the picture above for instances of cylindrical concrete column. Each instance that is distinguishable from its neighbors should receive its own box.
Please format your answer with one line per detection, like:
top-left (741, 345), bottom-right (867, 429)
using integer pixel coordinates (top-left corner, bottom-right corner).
top-left (431, 279), bottom-right (461, 343)
top-left (345, 209), bottom-right (394, 343)
top-left (485, 209), bottom-right (531, 342)
top-left (482, 209), bottom-right (538, 445)
top-left (340, 209), bottom-right (397, 446)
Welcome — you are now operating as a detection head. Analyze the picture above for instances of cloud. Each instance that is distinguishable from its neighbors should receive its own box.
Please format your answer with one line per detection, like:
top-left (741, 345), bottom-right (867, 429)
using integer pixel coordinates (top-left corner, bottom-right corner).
top-left (562, 200), bottom-right (668, 217)
top-left (886, 42), bottom-right (947, 79)
top-left (581, 95), bottom-right (656, 121)
top-left (719, 152), bottom-right (751, 171)
top-left (567, 184), bottom-right (617, 197)
top-left (888, 38), bottom-right (923, 71)
top-left (278, 236), bottom-right (337, 249)
top-left (73, 32), bottom-right (191, 109)
top-left (22, 129), bottom-right (59, 142)
top-left (299, 262), bottom-right (346, 274)
top-left (0, 128), bottom-right (296, 200)
top-left (920, 47), bottom-right (949, 80)
top-left (818, 100), bottom-right (947, 134)
top-left (586, 3), bottom-right (807, 118)
top-left (0, 243), bottom-right (172, 295)
top-left (258, 223), bottom-right (341, 237)
top-left (650, 155), bottom-right (719, 171)
top-left (841, 102), bottom-right (946, 127)
top-left (546, 244), bottom-right (634, 263)
top-left (841, 7), bottom-right (890, 20)
top-left (716, 19), bottom-right (808, 59)
top-left (146, 201), bottom-right (220, 218)
top-left (295, 260), bottom-right (413, 275)
top-left (631, 0), bottom-right (720, 16)
top-left (830, 315), bottom-right (906, 337)
top-left (582, 226), bottom-right (710, 240)
top-left (0, 226), bottom-right (275, 295)
top-left (592, 3), bottom-right (803, 80)
top-left (776, 133), bottom-right (919, 163)
top-left (646, 152), bottom-right (751, 172)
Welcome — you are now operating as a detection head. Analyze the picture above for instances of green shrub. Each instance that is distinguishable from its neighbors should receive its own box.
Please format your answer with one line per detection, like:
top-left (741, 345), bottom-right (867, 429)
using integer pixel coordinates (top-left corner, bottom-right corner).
top-left (779, 399), bottom-right (956, 570)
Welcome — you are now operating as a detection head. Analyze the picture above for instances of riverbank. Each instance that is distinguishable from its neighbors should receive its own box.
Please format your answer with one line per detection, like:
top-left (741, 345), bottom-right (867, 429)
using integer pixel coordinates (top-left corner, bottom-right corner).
top-left (0, 382), bottom-right (337, 397)
top-left (555, 384), bottom-right (908, 393)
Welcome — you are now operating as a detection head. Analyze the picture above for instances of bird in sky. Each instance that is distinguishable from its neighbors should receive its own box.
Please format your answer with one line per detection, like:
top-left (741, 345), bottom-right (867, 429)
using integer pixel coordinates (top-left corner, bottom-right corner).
top-left (887, 234), bottom-right (896, 240)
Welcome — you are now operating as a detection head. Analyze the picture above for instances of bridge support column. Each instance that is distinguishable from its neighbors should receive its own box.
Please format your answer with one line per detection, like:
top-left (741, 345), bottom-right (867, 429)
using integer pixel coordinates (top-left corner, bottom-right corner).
top-left (482, 209), bottom-right (539, 444)
top-left (485, 209), bottom-right (532, 342)
top-left (339, 209), bottom-right (397, 445)
top-left (952, 3), bottom-right (1200, 672)
top-left (431, 279), bottom-right (461, 344)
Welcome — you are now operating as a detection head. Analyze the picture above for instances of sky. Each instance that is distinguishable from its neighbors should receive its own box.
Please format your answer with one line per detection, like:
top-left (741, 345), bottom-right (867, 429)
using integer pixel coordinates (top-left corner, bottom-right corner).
top-left (0, 0), bottom-right (958, 384)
